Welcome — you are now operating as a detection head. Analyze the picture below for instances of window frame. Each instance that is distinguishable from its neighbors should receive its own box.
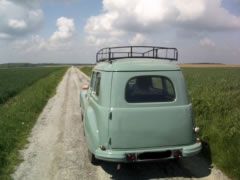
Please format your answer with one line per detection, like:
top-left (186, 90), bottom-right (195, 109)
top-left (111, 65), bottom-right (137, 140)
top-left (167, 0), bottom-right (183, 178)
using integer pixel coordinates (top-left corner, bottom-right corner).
top-left (125, 75), bottom-right (176, 103)
top-left (90, 71), bottom-right (101, 98)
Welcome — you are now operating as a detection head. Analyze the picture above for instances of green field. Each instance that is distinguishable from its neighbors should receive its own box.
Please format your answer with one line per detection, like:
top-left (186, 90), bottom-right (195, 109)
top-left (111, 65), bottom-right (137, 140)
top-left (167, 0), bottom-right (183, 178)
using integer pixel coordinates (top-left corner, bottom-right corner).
top-left (0, 67), bottom-right (62, 105)
top-left (80, 66), bottom-right (93, 77)
top-left (0, 67), bottom-right (67, 179)
top-left (81, 66), bottom-right (240, 180)
top-left (183, 67), bottom-right (240, 179)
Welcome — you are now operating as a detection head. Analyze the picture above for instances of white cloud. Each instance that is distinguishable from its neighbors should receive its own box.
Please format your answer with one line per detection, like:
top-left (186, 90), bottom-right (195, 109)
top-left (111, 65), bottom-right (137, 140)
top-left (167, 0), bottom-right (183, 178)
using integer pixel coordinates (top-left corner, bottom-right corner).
top-left (9, 0), bottom-right (39, 7)
top-left (133, 0), bottom-right (173, 25)
top-left (129, 33), bottom-right (147, 45)
top-left (85, 0), bottom-right (240, 46)
top-left (85, 12), bottom-right (123, 36)
top-left (13, 17), bottom-right (77, 52)
top-left (8, 19), bottom-right (27, 30)
top-left (200, 37), bottom-right (216, 48)
top-left (86, 35), bottom-right (121, 47)
top-left (0, 0), bottom-right (43, 39)
top-left (174, 0), bottom-right (205, 21)
top-left (50, 17), bottom-right (75, 43)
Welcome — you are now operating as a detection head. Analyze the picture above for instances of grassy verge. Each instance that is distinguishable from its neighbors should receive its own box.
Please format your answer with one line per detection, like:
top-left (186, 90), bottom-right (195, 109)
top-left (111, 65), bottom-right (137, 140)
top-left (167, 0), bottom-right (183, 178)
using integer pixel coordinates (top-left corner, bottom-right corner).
top-left (0, 68), bottom-right (67, 179)
top-left (80, 66), bottom-right (240, 179)
top-left (80, 67), bottom-right (93, 77)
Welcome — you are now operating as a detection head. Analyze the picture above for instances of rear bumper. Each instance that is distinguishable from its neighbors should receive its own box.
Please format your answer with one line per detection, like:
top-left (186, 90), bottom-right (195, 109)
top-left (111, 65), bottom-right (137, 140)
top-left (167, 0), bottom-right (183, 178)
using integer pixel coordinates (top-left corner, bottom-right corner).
top-left (94, 142), bottom-right (202, 162)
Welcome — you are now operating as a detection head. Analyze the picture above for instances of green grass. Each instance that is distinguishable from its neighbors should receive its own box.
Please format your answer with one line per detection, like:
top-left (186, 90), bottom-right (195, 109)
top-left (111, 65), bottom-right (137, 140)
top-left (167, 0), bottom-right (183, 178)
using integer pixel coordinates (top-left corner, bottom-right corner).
top-left (81, 66), bottom-right (240, 179)
top-left (0, 67), bottom-right (63, 105)
top-left (80, 66), bottom-right (93, 77)
top-left (0, 67), bottom-right (67, 179)
top-left (182, 67), bottom-right (240, 179)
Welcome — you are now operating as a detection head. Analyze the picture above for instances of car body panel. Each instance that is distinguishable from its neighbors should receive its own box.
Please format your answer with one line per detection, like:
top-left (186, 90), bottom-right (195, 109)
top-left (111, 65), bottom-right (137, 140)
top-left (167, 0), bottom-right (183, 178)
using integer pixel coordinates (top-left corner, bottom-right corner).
top-left (109, 105), bottom-right (195, 149)
top-left (81, 71), bottom-right (112, 152)
top-left (94, 58), bottom-right (180, 72)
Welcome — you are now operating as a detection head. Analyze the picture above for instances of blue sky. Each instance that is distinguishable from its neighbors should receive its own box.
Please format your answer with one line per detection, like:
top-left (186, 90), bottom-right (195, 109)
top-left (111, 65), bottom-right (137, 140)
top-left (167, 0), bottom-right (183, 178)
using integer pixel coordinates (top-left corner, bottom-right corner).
top-left (0, 0), bottom-right (239, 64)
top-left (223, 0), bottom-right (240, 15)
top-left (41, 0), bottom-right (101, 37)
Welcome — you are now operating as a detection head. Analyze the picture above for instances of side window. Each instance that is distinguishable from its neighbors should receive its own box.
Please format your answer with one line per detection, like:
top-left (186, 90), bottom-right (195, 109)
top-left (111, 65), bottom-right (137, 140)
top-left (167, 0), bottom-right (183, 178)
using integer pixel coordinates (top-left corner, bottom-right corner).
top-left (165, 79), bottom-right (175, 97)
top-left (92, 72), bottom-right (101, 97)
top-left (95, 72), bottom-right (101, 96)
top-left (125, 76), bottom-right (176, 103)
top-left (90, 72), bottom-right (96, 90)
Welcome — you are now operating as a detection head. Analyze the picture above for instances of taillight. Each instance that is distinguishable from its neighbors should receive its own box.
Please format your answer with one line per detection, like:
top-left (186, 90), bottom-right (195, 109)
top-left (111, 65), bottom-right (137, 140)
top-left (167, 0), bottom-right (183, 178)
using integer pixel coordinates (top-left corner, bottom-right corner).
top-left (173, 150), bottom-right (182, 159)
top-left (126, 153), bottom-right (137, 161)
top-left (196, 138), bottom-right (201, 143)
top-left (194, 127), bottom-right (200, 133)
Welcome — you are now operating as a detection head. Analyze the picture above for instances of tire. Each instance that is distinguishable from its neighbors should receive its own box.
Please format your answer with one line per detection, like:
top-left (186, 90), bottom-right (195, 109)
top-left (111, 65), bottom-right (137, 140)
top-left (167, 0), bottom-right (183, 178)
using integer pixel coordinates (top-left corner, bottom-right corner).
top-left (88, 150), bottom-right (99, 165)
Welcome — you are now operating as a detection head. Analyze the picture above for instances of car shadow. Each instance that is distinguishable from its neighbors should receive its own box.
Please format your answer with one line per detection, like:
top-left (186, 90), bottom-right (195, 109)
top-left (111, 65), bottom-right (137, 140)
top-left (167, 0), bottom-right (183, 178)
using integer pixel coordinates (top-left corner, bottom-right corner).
top-left (97, 143), bottom-right (212, 180)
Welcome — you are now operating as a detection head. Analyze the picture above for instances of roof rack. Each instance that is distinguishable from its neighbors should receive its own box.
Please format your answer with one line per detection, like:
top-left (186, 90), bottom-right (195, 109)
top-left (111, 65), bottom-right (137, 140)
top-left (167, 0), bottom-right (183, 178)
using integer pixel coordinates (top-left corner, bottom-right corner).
top-left (96, 46), bottom-right (178, 63)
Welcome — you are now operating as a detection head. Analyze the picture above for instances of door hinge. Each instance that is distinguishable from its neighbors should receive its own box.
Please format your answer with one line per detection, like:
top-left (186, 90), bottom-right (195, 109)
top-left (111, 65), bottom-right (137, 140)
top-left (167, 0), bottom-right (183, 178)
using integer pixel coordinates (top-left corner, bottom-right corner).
top-left (109, 112), bottom-right (112, 120)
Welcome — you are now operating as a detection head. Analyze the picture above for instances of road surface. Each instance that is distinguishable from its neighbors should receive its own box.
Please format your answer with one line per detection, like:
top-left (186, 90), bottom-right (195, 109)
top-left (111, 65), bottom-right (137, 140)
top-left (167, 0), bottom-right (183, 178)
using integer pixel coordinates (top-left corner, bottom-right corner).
top-left (13, 67), bottom-right (229, 180)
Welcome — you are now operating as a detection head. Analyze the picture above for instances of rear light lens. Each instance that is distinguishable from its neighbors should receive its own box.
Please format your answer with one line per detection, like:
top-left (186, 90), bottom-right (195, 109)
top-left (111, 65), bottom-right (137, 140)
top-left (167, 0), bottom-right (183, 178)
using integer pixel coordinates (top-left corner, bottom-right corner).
top-left (99, 145), bottom-right (106, 151)
top-left (126, 154), bottom-right (137, 161)
top-left (194, 127), bottom-right (200, 133)
top-left (173, 150), bottom-right (182, 159)
top-left (196, 138), bottom-right (201, 143)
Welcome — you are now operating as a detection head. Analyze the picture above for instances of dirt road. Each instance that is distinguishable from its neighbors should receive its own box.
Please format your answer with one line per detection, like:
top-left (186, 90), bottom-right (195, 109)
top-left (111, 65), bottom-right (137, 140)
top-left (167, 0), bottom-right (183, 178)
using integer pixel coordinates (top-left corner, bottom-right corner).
top-left (13, 67), bottom-right (229, 180)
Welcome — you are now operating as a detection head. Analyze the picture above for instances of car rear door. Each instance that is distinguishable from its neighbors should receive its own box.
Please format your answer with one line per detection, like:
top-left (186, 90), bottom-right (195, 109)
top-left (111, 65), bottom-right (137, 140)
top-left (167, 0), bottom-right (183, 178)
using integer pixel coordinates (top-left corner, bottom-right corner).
top-left (109, 71), bottom-right (194, 149)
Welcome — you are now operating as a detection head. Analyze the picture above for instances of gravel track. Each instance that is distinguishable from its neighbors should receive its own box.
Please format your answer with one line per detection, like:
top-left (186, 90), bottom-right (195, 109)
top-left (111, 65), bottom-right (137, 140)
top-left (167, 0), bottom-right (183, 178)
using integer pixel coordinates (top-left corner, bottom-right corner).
top-left (13, 67), bottom-right (229, 180)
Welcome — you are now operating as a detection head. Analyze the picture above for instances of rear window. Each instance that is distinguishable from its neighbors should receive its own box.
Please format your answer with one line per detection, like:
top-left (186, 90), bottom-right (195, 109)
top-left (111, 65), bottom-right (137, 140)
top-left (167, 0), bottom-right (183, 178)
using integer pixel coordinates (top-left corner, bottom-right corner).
top-left (125, 76), bottom-right (175, 103)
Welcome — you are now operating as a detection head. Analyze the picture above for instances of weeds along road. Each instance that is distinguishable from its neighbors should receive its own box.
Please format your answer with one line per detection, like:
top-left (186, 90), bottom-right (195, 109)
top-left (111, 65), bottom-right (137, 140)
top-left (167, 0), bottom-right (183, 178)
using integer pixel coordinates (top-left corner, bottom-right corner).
top-left (13, 67), bottom-right (229, 180)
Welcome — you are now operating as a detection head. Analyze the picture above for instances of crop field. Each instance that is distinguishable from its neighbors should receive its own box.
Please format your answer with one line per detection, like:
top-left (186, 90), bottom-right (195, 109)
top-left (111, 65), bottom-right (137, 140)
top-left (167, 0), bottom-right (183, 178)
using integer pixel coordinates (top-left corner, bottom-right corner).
top-left (0, 67), bottom-right (63, 105)
top-left (0, 67), bottom-right (67, 179)
top-left (81, 66), bottom-right (240, 180)
top-left (182, 67), bottom-right (240, 179)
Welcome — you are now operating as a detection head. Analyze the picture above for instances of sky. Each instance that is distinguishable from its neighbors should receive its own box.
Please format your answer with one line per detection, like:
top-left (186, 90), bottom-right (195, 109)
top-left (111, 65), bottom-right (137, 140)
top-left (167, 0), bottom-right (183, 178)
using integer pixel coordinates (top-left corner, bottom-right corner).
top-left (0, 0), bottom-right (240, 64)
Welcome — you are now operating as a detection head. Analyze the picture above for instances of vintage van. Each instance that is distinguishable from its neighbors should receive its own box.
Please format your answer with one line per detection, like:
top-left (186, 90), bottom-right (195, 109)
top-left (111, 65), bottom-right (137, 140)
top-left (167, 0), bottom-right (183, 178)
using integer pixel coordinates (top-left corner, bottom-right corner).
top-left (80, 46), bottom-right (201, 163)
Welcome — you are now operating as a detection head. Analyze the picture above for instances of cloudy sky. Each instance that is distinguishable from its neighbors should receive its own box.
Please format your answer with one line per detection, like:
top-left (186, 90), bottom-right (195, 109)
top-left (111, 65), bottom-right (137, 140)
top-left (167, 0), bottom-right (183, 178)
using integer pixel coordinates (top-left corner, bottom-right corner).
top-left (0, 0), bottom-right (239, 64)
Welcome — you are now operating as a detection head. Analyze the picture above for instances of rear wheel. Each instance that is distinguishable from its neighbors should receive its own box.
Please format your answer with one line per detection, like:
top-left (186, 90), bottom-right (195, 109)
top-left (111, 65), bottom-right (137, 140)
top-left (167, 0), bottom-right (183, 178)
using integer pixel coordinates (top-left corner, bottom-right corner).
top-left (88, 150), bottom-right (99, 165)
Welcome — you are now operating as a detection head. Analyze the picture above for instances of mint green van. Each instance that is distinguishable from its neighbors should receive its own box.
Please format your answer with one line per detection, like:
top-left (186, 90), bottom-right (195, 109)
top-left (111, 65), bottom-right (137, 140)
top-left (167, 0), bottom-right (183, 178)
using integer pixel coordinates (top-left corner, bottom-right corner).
top-left (80, 46), bottom-right (201, 164)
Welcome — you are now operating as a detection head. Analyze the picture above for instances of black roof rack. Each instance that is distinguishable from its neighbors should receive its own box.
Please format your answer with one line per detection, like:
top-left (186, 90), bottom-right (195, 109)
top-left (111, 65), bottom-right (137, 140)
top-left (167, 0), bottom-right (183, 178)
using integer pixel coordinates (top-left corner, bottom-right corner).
top-left (96, 46), bottom-right (178, 63)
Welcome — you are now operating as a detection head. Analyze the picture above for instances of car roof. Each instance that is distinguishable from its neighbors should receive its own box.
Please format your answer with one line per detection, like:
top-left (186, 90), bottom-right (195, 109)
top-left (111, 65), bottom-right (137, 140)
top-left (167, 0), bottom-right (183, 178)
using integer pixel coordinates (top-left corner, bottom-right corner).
top-left (94, 58), bottom-right (180, 72)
